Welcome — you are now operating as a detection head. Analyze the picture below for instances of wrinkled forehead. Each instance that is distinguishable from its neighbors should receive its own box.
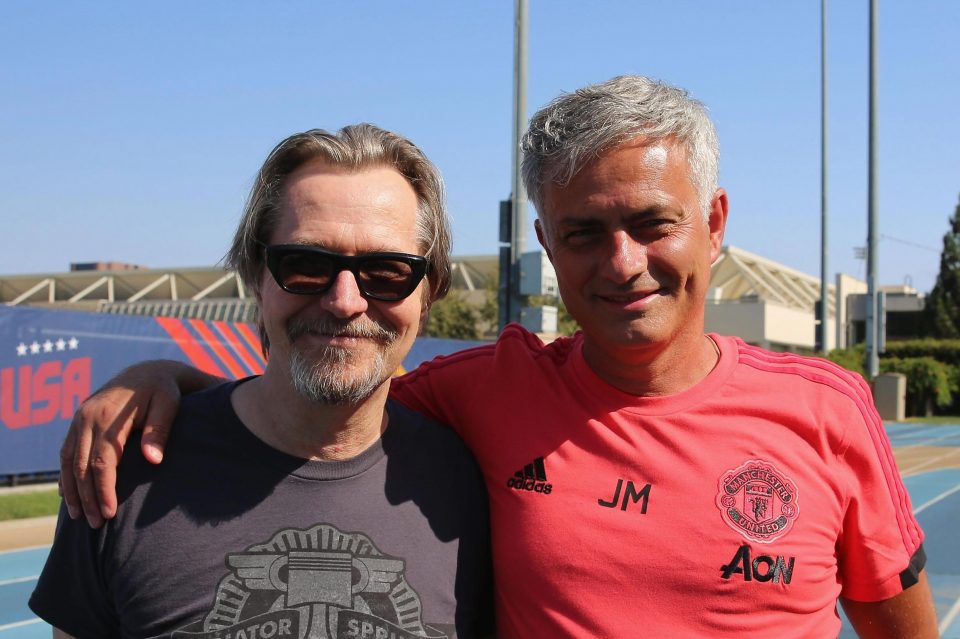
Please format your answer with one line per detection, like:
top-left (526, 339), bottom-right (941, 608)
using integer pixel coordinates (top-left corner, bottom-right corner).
top-left (538, 137), bottom-right (692, 224)
top-left (272, 161), bottom-right (422, 253)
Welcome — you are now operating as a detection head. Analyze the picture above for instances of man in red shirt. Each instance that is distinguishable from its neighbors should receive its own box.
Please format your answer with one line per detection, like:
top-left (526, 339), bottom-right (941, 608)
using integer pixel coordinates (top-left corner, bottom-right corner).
top-left (59, 76), bottom-right (938, 638)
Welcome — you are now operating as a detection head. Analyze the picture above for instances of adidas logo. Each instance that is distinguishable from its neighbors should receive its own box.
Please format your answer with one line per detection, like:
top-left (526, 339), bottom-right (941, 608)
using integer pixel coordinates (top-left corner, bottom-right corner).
top-left (506, 457), bottom-right (553, 495)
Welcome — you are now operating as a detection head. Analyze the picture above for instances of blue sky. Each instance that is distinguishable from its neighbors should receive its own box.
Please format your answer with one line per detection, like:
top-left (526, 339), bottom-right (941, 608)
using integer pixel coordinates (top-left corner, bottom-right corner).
top-left (2, 1), bottom-right (957, 293)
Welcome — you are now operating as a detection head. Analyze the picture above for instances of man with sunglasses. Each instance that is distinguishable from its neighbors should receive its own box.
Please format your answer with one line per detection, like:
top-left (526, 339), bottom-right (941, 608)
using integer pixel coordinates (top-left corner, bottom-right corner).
top-left (30, 125), bottom-right (494, 638)
top-left (55, 77), bottom-right (937, 638)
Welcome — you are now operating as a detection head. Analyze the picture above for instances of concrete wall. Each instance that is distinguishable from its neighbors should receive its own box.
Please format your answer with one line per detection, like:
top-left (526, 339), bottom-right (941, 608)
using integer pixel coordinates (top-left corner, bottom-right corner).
top-left (705, 299), bottom-right (766, 343)
top-left (763, 302), bottom-right (819, 349)
top-left (706, 299), bottom-right (836, 350)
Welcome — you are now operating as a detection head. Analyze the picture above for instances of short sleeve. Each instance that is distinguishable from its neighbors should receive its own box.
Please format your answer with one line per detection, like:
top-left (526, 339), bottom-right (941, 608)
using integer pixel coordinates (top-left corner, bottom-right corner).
top-left (390, 344), bottom-right (495, 438)
top-left (28, 503), bottom-right (119, 637)
top-left (835, 388), bottom-right (925, 602)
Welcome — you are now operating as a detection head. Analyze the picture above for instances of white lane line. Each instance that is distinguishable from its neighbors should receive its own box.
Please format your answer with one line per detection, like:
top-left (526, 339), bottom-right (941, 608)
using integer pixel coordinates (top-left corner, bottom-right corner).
top-left (899, 439), bottom-right (960, 637)
top-left (901, 447), bottom-right (960, 476)
top-left (0, 575), bottom-right (38, 587)
top-left (893, 429), bottom-right (960, 454)
top-left (0, 545), bottom-right (50, 556)
top-left (0, 618), bottom-right (44, 632)
top-left (895, 423), bottom-right (960, 437)
top-left (939, 594), bottom-right (960, 637)
top-left (888, 425), bottom-right (951, 441)
top-left (910, 429), bottom-right (960, 445)
top-left (913, 483), bottom-right (960, 515)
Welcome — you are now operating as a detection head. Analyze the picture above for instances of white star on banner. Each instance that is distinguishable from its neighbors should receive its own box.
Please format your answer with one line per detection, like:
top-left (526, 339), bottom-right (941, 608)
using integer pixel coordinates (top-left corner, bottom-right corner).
top-left (16, 343), bottom-right (28, 356)
top-left (56, 338), bottom-right (66, 351)
top-left (30, 342), bottom-right (41, 354)
top-left (43, 340), bottom-right (53, 353)
top-left (67, 337), bottom-right (79, 350)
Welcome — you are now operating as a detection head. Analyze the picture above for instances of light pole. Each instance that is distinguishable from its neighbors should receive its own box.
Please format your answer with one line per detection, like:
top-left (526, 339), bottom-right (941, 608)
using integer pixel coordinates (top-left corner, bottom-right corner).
top-left (819, 0), bottom-right (830, 355)
top-left (499, 0), bottom-right (529, 330)
top-left (865, 0), bottom-right (880, 377)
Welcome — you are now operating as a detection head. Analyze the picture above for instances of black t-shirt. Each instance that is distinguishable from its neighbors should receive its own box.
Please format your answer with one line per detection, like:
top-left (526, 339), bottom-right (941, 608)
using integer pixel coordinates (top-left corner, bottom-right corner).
top-left (30, 380), bottom-right (494, 638)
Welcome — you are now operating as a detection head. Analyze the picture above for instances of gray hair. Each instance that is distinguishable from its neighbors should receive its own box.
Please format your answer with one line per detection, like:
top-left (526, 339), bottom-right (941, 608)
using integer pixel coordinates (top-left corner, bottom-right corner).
top-left (228, 124), bottom-right (452, 305)
top-left (521, 75), bottom-right (720, 220)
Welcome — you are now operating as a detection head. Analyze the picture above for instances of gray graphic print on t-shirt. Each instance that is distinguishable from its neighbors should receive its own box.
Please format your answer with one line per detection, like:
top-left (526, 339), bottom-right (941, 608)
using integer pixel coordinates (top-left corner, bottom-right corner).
top-left (172, 523), bottom-right (448, 639)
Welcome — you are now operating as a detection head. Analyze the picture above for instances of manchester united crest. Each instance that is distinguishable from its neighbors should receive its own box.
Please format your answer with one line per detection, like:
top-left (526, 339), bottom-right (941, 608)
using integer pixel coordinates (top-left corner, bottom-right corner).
top-left (716, 460), bottom-right (799, 544)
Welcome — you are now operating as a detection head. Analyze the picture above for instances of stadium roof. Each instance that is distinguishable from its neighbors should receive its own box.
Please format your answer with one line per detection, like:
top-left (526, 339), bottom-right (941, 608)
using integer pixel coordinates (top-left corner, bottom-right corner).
top-left (1, 247), bottom-right (845, 318)
top-left (709, 246), bottom-right (836, 316)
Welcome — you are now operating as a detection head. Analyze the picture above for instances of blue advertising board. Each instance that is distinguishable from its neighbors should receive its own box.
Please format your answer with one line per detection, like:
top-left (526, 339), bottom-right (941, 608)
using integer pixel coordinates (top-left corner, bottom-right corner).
top-left (0, 306), bottom-right (485, 476)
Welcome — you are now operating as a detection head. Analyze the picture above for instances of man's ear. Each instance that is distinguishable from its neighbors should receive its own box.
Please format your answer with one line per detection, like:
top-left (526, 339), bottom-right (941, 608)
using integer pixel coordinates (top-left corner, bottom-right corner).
top-left (708, 188), bottom-right (729, 263)
top-left (534, 219), bottom-right (554, 262)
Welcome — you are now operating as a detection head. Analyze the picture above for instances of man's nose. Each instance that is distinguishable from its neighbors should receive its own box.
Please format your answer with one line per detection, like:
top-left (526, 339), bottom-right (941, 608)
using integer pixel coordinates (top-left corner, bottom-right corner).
top-left (602, 230), bottom-right (647, 283)
top-left (318, 269), bottom-right (369, 318)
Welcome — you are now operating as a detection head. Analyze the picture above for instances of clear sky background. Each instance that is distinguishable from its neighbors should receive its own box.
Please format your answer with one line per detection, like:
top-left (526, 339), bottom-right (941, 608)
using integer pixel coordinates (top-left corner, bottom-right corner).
top-left (2, 1), bottom-right (957, 294)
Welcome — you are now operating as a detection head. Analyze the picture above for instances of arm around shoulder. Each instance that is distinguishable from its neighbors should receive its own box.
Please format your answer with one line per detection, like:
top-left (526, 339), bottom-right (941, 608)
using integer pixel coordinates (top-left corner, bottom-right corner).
top-left (840, 569), bottom-right (938, 639)
top-left (59, 359), bottom-right (223, 526)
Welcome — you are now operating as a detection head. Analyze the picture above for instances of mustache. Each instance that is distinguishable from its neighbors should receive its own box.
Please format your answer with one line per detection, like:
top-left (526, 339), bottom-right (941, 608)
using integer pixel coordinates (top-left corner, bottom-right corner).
top-left (286, 316), bottom-right (398, 344)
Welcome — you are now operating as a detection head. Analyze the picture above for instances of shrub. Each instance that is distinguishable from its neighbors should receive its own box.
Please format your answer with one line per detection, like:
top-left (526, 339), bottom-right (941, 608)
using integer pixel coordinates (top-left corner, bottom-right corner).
top-left (884, 339), bottom-right (960, 362)
top-left (423, 292), bottom-right (482, 340)
top-left (879, 357), bottom-right (954, 417)
top-left (827, 345), bottom-right (865, 377)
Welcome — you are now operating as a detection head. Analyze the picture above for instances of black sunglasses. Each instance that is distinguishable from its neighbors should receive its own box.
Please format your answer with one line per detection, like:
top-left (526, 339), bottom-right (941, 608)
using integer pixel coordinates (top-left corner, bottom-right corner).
top-left (264, 244), bottom-right (430, 301)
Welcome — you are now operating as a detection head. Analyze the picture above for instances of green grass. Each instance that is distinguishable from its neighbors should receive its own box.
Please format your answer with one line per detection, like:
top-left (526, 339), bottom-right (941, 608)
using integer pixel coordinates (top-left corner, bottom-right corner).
top-left (0, 489), bottom-right (61, 521)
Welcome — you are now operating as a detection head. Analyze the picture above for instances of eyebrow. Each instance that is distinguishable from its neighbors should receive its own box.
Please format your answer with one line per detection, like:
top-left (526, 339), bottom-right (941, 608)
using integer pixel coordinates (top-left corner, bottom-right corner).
top-left (555, 205), bottom-right (678, 229)
top-left (280, 239), bottom-right (413, 254)
top-left (554, 216), bottom-right (604, 230)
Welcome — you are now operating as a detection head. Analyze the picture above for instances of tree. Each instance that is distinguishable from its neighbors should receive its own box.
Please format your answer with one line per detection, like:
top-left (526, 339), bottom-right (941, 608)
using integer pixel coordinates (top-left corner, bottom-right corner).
top-left (925, 195), bottom-right (960, 338)
top-left (428, 265), bottom-right (581, 340)
top-left (423, 291), bottom-right (483, 340)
